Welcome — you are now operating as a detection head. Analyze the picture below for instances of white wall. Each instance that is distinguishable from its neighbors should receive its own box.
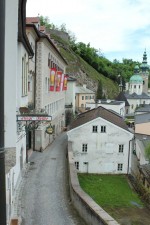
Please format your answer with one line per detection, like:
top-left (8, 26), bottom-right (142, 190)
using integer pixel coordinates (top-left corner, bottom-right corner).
top-left (86, 102), bottom-right (125, 117)
top-left (5, 0), bottom-right (18, 148)
top-left (65, 81), bottom-right (76, 113)
top-left (35, 39), bottom-right (66, 149)
top-left (68, 117), bottom-right (133, 174)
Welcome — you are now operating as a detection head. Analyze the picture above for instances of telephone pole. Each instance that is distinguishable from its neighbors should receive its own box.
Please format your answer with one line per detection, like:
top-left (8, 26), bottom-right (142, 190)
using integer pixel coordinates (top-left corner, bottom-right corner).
top-left (0, 0), bottom-right (7, 224)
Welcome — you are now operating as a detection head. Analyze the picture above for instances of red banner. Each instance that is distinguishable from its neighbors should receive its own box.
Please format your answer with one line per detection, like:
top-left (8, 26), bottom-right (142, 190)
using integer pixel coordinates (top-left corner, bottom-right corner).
top-left (63, 75), bottom-right (68, 90)
top-left (49, 68), bottom-right (56, 91)
top-left (56, 71), bottom-right (62, 92)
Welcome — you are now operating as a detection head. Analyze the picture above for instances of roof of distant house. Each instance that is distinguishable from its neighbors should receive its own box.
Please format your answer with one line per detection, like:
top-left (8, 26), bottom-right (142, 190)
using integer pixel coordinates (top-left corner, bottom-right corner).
top-left (125, 92), bottom-right (150, 99)
top-left (135, 112), bottom-right (150, 124)
top-left (26, 17), bottom-right (40, 24)
top-left (115, 92), bottom-right (130, 106)
top-left (69, 106), bottom-right (130, 131)
top-left (136, 104), bottom-right (150, 113)
top-left (67, 76), bottom-right (77, 82)
top-left (75, 85), bottom-right (95, 94)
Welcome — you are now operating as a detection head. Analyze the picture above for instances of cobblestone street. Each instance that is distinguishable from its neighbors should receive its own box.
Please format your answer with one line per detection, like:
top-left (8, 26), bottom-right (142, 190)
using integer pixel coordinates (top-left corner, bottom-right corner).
top-left (19, 133), bottom-right (86, 225)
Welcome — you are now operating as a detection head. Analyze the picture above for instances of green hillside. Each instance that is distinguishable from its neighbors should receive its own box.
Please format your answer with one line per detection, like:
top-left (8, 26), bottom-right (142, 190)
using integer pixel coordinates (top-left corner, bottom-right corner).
top-left (50, 32), bottom-right (119, 98)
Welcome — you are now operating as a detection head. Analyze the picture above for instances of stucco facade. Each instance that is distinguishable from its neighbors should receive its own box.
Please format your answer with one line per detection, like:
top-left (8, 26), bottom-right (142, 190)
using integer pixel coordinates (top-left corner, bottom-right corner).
top-left (67, 109), bottom-right (133, 174)
top-left (86, 100), bottom-right (125, 117)
top-left (35, 36), bottom-right (67, 150)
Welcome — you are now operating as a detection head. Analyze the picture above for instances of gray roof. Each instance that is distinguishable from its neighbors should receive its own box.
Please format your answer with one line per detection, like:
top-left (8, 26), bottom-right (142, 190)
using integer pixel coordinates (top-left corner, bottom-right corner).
top-left (115, 92), bottom-right (130, 106)
top-left (135, 113), bottom-right (150, 124)
top-left (67, 76), bottom-right (76, 82)
top-left (125, 92), bottom-right (150, 99)
top-left (69, 106), bottom-right (130, 132)
top-left (75, 86), bottom-right (95, 94)
top-left (136, 104), bottom-right (150, 113)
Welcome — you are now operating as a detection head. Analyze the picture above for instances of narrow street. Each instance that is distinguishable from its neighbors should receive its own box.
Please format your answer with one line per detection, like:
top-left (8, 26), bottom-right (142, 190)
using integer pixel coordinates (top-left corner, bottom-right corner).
top-left (20, 132), bottom-right (86, 225)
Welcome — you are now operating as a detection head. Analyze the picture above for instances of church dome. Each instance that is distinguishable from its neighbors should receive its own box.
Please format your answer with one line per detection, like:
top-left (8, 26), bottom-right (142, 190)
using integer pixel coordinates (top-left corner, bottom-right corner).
top-left (130, 75), bottom-right (143, 83)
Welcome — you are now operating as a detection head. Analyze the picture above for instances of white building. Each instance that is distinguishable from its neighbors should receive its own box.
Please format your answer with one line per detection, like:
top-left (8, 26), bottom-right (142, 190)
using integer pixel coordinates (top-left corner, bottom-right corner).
top-left (65, 76), bottom-right (76, 114)
top-left (67, 106), bottom-right (133, 174)
top-left (86, 100), bottom-right (125, 117)
top-left (26, 17), bottom-right (68, 150)
top-left (75, 84), bottom-right (95, 112)
top-left (116, 52), bottom-right (150, 115)
top-left (5, 0), bottom-right (34, 223)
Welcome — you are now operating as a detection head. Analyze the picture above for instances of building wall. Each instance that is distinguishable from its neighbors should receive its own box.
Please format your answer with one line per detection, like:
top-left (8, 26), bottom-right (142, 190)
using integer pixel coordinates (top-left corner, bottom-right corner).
top-left (129, 82), bottom-right (143, 95)
top-left (5, 0), bottom-right (18, 149)
top-left (86, 102), bottom-right (125, 117)
top-left (135, 122), bottom-right (150, 135)
top-left (128, 98), bottom-right (150, 114)
top-left (26, 27), bottom-right (37, 105)
top-left (65, 81), bottom-right (76, 113)
top-left (67, 118), bottom-right (133, 174)
top-left (76, 93), bottom-right (95, 108)
top-left (35, 39), bottom-right (66, 150)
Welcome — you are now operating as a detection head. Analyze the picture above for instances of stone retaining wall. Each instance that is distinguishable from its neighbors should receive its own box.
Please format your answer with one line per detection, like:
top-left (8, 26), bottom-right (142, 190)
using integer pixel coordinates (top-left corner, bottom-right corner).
top-left (68, 141), bottom-right (120, 225)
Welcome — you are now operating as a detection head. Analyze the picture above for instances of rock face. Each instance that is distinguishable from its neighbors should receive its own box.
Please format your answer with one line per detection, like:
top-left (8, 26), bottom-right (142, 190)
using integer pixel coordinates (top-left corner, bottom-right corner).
top-left (67, 69), bottom-right (98, 92)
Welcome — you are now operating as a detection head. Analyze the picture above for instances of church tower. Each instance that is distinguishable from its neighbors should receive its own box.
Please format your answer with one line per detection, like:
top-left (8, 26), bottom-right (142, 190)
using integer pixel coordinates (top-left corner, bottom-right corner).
top-left (140, 50), bottom-right (149, 94)
top-left (129, 65), bottom-right (143, 95)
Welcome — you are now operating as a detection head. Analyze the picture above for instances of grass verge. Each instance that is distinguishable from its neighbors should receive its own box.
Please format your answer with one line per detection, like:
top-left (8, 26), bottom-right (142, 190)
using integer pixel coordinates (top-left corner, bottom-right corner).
top-left (78, 174), bottom-right (143, 209)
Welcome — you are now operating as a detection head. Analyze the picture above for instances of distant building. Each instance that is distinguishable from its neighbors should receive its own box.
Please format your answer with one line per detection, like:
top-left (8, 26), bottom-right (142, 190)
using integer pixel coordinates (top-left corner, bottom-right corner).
top-left (116, 51), bottom-right (150, 115)
top-left (86, 99), bottom-right (125, 117)
top-left (67, 106), bottom-right (133, 174)
top-left (65, 76), bottom-right (76, 114)
top-left (75, 84), bottom-right (95, 112)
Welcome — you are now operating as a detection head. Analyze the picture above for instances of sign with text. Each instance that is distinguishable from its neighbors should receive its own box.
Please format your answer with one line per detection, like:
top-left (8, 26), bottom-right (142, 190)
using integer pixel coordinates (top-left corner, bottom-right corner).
top-left (17, 115), bottom-right (52, 121)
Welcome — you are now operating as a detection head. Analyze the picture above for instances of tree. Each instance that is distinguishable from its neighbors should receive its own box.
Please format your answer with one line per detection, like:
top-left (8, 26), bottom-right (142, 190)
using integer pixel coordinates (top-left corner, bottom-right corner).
top-left (96, 80), bottom-right (103, 101)
top-left (145, 144), bottom-right (150, 162)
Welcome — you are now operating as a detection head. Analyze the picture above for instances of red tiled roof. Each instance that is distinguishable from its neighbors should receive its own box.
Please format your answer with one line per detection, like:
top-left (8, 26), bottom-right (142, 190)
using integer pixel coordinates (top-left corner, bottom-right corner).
top-left (26, 17), bottom-right (40, 24)
top-left (69, 106), bottom-right (129, 132)
top-left (40, 26), bottom-right (45, 32)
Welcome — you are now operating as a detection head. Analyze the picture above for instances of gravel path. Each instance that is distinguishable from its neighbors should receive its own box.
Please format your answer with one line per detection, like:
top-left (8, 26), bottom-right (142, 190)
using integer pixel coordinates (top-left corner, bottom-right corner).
top-left (20, 132), bottom-right (86, 225)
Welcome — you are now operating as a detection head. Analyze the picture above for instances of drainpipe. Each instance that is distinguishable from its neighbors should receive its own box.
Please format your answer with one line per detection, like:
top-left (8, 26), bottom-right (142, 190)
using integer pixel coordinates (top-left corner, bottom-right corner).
top-left (127, 138), bottom-right (133, 175)
top-left (33, 38), bottom-right (39, 151)
top-left (0, 0), bottom-right (6, 224)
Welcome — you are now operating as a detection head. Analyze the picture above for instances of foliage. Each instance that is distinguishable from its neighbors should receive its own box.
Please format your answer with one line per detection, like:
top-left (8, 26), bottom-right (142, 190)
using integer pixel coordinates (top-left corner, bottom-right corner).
top-left (65, 110), bottom-right (74, 126)
top-left (96, 80), bottom-right (103, 100)
top-left (71, 41), bottom-right (139, 84)
top-left (145, 144), bottom-right (150, 162)
top-left (78, 174), bottom-right (142, 208)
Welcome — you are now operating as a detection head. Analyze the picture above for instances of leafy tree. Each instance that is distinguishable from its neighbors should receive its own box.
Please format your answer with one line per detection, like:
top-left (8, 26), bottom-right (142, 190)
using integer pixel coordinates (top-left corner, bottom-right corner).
top-left (96, 80), bottom-right (103, 101)
top-left (145, 144), bottom-right (150, 162)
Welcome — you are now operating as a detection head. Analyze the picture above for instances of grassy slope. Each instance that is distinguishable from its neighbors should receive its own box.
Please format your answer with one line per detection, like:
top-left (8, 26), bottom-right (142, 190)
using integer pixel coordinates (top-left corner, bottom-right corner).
top-left (51, 33), bottom-right (119, 98)
top-left (78, 174), bottom-right (142, 208)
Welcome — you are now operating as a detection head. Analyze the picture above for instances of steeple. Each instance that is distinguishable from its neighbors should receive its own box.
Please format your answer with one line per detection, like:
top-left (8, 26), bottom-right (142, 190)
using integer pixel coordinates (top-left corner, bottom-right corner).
top-left (140, 49), bottom-right (149, 72)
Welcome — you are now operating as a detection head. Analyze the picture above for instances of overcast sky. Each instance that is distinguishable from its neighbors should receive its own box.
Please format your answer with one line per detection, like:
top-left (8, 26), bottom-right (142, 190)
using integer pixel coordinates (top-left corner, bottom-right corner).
top-left (26, 0), bottom-right (150, 63)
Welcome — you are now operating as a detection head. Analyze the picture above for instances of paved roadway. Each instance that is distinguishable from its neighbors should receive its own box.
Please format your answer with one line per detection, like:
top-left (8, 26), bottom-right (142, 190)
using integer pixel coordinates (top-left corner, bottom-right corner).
top-left (20, 132), bottom-right (86, 225)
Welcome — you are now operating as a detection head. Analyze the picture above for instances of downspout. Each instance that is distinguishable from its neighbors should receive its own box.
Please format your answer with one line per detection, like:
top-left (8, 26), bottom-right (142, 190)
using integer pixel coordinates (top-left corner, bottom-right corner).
top-left (0, 0), bottom-right (6, 224)
top-left (127, 138), bottom-right (134, 175)
top-left (33, 37), bottom-right (39, 151)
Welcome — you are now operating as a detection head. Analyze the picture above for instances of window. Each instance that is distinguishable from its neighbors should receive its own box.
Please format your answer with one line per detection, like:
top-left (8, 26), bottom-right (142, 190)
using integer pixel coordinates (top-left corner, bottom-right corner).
top-left (119, 145), bottom-right (124, 153)
top-left (85, 96), bottom-right (88, 100)
top-left (118, 163), bottom-right (123, 171)
top-left (82, 144), bottom-right (88, 152)
top-left (92, 125), bottom-right (98, 133)
top-left (82, 96), bottom-right (84, 100)
top-left (101, 126), bottom-right (106, 133)
top-left (75, 161), bottom-right (79, 170)
top-left (134, 85), bottom-right (136, 88)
